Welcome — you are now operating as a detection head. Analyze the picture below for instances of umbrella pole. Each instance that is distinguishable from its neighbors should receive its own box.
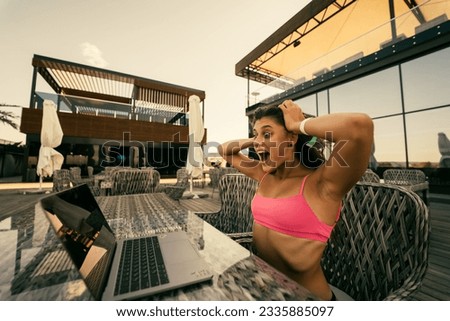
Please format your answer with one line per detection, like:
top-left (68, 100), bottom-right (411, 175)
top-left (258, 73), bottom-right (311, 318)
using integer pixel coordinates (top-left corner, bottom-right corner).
top-left (190, 175), bottom-right (199, 199)
top-left (39, 175), bottom-right (43, 191)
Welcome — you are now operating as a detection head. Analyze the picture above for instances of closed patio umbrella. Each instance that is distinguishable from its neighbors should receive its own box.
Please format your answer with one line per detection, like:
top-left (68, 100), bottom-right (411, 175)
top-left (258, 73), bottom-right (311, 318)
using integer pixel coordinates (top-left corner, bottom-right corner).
top-left (36, 100), bottom-right (64, 190)
top-left (186, 95), bottom-right (205, 197)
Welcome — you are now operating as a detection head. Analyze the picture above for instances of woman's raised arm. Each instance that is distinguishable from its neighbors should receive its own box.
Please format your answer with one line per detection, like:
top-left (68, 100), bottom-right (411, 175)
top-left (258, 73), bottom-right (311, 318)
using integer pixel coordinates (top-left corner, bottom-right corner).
top-left (218, 138), bottom-right (264, 181)
top-left (280, 100), bottom-right (374, 199)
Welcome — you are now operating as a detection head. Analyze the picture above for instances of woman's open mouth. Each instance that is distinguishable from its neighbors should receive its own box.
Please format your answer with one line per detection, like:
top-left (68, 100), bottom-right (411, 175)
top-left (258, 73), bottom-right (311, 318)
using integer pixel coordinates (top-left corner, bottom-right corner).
top-left (257, 151), bottom-right (270, 163)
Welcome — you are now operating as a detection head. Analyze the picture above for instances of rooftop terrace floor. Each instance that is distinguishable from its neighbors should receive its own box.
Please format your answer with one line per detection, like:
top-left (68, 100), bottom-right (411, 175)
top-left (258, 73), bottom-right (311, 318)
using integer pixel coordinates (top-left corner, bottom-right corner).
top-left (0, 178), bottom-right (448, 301)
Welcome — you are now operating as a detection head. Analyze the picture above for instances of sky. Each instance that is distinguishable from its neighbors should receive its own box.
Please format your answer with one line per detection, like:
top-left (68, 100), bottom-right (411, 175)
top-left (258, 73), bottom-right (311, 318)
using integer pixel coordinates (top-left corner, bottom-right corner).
top-left (0, 0), bottom-right (310, 147)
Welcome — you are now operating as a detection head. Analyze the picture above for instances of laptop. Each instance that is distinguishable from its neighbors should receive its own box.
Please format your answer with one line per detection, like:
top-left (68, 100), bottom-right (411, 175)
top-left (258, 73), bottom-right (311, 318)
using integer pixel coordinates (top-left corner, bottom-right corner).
top-left (38, 184), bottom-right (213, 300)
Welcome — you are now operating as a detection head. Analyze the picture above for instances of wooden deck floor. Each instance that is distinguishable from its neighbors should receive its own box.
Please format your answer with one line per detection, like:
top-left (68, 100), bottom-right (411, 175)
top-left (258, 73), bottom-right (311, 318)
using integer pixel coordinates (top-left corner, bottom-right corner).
top-left (409, 194), bottom-right (450, 301)
top-left (0, 184), bottom-right (448, 300)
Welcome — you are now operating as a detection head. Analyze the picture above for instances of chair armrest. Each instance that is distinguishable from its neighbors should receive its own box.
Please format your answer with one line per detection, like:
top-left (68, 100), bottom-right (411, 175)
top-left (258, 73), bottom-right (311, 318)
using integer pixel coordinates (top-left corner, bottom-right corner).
top-left (228, 232), bottom-right (253, 241)
top-left (383, 276), bottom-right (427, 301)
top-left (72, 177), bottom-right (95, 186)
top-left (408, 182), bottom-right (429, 192)
top-left (163, 186), bottom-right (186, 200)
top-left (195, 211), bottom-right (222, 227)
top-left (228, 232), bottom-right (254, 252)
top-left (155, 185), bottom-right (166, 193)
top-left (195, 210), bottom-right (221, 217)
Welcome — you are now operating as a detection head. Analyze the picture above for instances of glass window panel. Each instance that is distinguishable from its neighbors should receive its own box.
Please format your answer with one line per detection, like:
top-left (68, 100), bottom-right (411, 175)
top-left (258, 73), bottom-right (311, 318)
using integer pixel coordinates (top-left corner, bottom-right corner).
top-left (402, 47), bottom-right (450, 112)
top-left (405, 107), bottom-right (450, 166)
top-left (329, 67), bottom-right (402, 117)
top-left (294, 94), bottom-right (317, 116)
top-left (317, 91), bottom-right (328, 116)
top-left (373, 116), bottom-right (406, 167)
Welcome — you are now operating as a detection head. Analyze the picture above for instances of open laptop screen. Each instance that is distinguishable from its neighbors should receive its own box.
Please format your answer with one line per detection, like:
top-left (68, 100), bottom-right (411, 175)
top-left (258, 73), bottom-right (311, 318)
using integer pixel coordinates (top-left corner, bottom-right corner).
top-left (40, 184), bottom-right (116, 300)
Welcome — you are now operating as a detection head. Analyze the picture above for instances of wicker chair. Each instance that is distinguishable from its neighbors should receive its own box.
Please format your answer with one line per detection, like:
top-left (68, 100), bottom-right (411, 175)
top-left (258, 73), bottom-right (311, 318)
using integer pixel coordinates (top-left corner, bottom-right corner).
top-left (321, 182), bottom-right (430, 300)
top-left (382, 169), bottom-right (429, 204)
top-left (140, 168), bottom-right (161, 193)
top-left (195, 173), bottom-right (258, 250)
top-left (208, 168), bottom-right (220, 198)
top-left (87, 166), bottom-right (94, 178)
top-left (359, 168), bottom-right (380, 183)
top-left (69, 166), bottom-right (99, 196)
top-left (97, 167), bottom-right (120, 195)
top-left (69, 166), bottom-right (95, 186)
top-left (156, 168), bottom-right (189, 201)
top-left (110, 169), bottom-right (154, 195)
top-left (52, 169), bottom-right (71, 192)
top-left (218, 167), bottom-right (239, 180)
top-left (207, 166), bottom-right (240, 199)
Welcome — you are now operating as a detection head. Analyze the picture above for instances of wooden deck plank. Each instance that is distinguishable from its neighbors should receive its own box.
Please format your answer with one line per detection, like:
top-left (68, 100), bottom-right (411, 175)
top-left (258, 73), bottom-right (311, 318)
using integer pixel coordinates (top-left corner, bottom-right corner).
top-left (409, 196), bottom-right (450, 301)
top-left (421, 278), bottom-right (450, 297)
top-left (0, 190), bottom-right (49, 220)
top-left (411, 291), bottom-right (438, 300)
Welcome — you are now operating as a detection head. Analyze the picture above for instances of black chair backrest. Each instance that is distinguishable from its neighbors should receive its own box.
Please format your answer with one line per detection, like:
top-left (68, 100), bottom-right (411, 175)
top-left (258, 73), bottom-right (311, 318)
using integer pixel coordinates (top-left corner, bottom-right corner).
top-left (359, 168), bottom-right (380, 183)
top-left (110, 169), bottom-right (153, 195)
top-left (216, 173), bottom-right (259, 234)
top-left (321, 182), bottom-right (430, 300)
top-left (52, 169), bottom-right (71, 192)
top-left (383, 169), bottom-right (427, 185)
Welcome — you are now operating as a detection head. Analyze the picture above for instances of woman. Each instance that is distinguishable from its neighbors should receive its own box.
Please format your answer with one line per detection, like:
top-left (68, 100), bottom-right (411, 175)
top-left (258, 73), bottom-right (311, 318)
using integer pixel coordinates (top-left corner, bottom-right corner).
top-left (218, 100), bottom-right (373, 300)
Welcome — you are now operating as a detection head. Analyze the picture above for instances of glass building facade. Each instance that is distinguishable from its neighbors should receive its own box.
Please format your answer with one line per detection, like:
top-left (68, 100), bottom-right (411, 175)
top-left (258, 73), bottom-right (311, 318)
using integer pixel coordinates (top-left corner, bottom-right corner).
top-left (296, 47), bottom-right (450, 170)
top-left (245, 26), bottom-right (450, 193)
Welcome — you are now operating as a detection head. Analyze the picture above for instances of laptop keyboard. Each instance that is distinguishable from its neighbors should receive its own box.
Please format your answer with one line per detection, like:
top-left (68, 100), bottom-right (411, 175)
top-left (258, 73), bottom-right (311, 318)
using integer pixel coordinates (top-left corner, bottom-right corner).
top-left (114, 236), bottom-right (169, 295)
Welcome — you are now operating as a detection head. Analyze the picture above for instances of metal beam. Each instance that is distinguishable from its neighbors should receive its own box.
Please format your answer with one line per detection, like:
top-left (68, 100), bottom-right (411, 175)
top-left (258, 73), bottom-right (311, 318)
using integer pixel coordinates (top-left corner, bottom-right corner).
top-left (235, 0), bottom-right (357, 78)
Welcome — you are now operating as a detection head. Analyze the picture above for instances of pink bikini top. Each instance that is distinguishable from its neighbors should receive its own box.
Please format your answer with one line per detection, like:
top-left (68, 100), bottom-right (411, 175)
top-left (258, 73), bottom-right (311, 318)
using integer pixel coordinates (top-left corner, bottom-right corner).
top-left (251, 174), bottom-right (340, 243)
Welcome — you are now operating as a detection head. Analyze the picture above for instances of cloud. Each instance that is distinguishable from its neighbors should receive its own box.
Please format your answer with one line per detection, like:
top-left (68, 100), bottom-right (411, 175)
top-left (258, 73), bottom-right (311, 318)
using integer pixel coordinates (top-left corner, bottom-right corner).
top-left (80, 42), bottom-right (108, 68)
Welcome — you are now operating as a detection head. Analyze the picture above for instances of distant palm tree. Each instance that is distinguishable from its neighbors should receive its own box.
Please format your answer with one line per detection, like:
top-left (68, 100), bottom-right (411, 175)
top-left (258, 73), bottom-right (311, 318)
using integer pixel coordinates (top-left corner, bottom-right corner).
top-left (0, 104), bottom-right (20, 130)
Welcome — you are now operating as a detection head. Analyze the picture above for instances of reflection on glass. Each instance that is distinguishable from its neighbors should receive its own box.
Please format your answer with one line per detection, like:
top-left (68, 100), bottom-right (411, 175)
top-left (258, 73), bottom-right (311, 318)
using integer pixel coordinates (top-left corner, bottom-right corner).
top-left (329, 67), bottom-right (402, 117)
top-left (406, 108), bottom-right (450, 165)
top-left (402, 47), bottom-right (450, 112)
top-left (40, 185), bottom-right (116, 300)
top-left (373, 117), bottom-right (406, 166)
top-left (294, 94), bottom-right (317, 116)
top-left (317, 91), bottom-right (328, 116)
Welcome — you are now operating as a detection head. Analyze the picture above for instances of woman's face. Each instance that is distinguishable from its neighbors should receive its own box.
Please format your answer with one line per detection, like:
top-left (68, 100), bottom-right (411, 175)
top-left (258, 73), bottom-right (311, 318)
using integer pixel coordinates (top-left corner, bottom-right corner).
top-left (253, 116), bottom-right (295, 172)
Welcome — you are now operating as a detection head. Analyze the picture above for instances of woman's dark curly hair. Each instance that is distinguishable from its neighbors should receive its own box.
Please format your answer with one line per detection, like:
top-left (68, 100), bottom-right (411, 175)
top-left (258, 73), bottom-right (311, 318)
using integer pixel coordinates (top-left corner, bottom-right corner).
top-left (252, 105), bottom-right (325, 169)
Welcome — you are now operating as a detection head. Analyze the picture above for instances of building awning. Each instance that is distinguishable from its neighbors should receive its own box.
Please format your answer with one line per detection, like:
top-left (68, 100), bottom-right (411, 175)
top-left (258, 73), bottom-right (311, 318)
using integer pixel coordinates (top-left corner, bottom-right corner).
top-left (236, 0), bottom-right (449, 89)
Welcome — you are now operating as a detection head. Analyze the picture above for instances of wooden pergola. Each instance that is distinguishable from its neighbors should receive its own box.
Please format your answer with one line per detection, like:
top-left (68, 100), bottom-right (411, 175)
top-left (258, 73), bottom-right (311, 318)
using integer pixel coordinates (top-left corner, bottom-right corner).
top-left (20, 55), bottom-right (207, 179)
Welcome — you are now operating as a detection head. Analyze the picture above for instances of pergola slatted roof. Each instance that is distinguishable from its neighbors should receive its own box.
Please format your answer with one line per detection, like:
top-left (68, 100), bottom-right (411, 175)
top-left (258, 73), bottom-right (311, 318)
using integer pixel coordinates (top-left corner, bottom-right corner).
top-left (32, 54), bottom-right (205, 112)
